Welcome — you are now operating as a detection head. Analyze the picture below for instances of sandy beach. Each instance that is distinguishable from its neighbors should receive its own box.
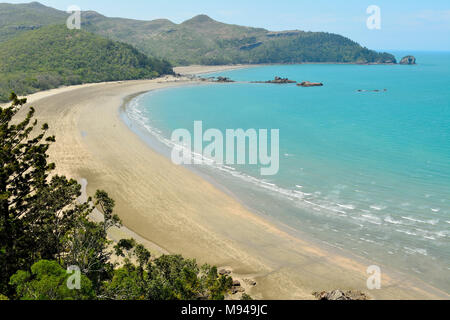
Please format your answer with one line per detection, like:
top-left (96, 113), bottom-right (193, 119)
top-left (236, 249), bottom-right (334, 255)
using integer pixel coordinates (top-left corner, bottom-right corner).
top-left (11, 65), bottom-right (448, 300)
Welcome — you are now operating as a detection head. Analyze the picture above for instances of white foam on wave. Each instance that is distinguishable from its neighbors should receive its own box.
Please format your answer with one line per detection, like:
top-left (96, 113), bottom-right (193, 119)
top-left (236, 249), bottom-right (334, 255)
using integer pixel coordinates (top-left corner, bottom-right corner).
top-left (435, 231), bottom-right (448, 238)
top-left (359, 237), bottom-right (376, 244)
top-left (370, 205), bottom-right (386, 211)
top-left (401, 216), bottom-right (440, 226)
top-left (384, 216), bottom-right (403, 225)
top-left (396, 229), bottom-right (417, 236)
top-left (337, 203), bottom-right (356, 210)
top-left (361, 214), bottom-right (382, 225)
top-left (404, 247), bottom-right (428, 256)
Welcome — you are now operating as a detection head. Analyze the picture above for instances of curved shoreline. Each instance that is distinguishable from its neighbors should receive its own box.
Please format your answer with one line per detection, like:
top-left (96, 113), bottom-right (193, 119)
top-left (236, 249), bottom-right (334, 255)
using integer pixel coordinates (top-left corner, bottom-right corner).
top-left (15, 67), bottom-right (449, 300)
top-left (120, 84), bottom-right (450, 300)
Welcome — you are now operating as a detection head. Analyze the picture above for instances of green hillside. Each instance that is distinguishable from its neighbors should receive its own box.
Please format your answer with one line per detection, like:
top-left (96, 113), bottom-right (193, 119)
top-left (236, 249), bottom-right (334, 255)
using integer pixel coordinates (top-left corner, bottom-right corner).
top-left (81, 13), bottom-right (396, 65)
top-left (0, 25), bottom-right (173, 101)
top-left (0, 2), bottom-right (397, 66)
top-left (0, 2), bottom-right (66, 42)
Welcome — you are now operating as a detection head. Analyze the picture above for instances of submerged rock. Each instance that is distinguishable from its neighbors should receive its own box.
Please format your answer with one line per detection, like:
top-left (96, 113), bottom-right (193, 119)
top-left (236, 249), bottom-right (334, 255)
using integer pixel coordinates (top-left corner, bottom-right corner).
top-left (198, 76), bottom-right (234, 83)
top-left (215, 76), bottom-right (234, 83)
top-left (297, 81), bottom-right (323, 87)
top-left (400, 55), bottom-right (416, 65)
top-left (357, 89), bottom-right (387, 93)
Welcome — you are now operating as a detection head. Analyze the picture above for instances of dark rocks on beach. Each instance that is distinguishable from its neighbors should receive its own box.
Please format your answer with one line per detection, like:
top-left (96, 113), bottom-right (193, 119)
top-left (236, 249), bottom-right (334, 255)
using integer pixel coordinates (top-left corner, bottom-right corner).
top-left (219, 269), bottom-right (231, 276)
top-left (215, 76), bottom-right (234, 83)
top-left (231, 286), bottom-right (246, 294)
top-left (400, 55), bottom-right (416, 65)
top-left (313, 290), bottom-right (369, 301)
top-left (297, 81), bottom-right (323, 87)
top-left (231, 280), bottom-right (245, 295)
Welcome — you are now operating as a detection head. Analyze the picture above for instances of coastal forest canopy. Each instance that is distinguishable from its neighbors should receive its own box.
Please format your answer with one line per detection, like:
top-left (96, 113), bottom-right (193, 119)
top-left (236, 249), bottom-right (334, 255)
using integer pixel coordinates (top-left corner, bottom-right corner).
top-left (0, 25), bottom-right (173, 102)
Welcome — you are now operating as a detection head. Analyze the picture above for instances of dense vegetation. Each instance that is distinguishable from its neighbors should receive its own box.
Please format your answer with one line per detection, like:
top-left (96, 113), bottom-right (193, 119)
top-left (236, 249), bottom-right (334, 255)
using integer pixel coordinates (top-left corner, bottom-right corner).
top-left (0, 93), bottom-right (233, 300)
top-left (0, 2), bottom-right (397, 67)
top-left (0, 25), bottom-right (173, 102)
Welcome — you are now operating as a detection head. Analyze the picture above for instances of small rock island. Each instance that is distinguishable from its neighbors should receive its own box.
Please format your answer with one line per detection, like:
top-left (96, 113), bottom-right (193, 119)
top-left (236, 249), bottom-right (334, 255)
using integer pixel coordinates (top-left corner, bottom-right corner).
top-left (400, 55), bottom-right (416, 65)
top-left (253, 77), bottom-right (297, 84)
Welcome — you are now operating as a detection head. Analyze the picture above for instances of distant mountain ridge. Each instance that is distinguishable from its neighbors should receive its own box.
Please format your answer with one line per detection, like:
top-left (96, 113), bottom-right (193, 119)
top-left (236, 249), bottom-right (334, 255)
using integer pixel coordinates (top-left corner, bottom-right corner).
top-left (0, 2), bottom-right (397, 66)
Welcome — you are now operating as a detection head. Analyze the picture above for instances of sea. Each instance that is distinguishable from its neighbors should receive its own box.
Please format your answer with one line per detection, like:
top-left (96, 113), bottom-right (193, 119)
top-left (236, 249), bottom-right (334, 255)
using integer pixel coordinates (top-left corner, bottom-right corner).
top-left (124, 51), bottom-right (450, 293)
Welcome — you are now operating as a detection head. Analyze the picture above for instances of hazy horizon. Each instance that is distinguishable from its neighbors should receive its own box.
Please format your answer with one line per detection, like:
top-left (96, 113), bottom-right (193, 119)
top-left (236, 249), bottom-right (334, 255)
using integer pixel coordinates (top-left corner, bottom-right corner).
top-left (3, 0), bottom-right (450, 51)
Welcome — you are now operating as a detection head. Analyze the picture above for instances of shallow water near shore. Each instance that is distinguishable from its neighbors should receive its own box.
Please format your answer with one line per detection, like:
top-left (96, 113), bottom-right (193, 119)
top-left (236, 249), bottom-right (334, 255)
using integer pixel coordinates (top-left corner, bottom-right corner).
top-left (125, 52), bottom-right (450, 293)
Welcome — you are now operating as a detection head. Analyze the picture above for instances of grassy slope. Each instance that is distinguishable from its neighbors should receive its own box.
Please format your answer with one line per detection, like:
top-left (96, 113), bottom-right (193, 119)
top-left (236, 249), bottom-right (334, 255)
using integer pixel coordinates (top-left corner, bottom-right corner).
top-left (0, 24), bottom-right (173, 101)
top-left (0, 2), bottom-right (66, 42)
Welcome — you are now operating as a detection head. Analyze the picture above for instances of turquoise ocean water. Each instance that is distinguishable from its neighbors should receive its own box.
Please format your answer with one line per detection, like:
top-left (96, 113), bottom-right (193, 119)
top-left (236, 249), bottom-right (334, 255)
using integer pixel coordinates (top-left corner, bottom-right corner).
top-left (125, 52), bottom-right (450, 292)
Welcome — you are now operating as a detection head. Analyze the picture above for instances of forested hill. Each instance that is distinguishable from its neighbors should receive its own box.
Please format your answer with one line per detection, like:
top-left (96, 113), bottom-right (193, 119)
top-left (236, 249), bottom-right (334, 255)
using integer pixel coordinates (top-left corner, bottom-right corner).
top-left (0, 2), bottom-right (397, 66)
top-left (0, 25), bottom-right (173, 101)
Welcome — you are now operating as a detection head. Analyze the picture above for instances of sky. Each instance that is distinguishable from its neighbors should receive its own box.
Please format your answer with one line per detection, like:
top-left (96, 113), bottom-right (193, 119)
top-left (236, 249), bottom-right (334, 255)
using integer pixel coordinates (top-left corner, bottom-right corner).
top-left (5, 0), bottom-right (450, 51)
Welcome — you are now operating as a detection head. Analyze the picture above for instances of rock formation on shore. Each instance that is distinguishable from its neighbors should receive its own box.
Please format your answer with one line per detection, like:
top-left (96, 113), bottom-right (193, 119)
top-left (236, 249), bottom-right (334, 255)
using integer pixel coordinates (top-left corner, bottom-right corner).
top-left (400, 55), bottom-right (416, 65)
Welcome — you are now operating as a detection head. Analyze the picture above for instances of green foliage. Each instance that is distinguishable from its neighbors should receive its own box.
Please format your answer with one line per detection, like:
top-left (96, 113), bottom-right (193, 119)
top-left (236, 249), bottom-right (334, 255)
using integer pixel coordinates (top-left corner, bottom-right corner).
top-left (1, 93), bottom-right (234, 300)
top-left (1, 92), bottom-right (58, 294)
top-left (241, 293), bottom-right (253, 300)
top-left (0, 93), bottom-right (118, 296)
top-left (10, 260), bottom-right (95, 300)
top-left (0, 294), bottom-right (8, 300)
top-left (104, 243), bottom-right (233, 300)
top-left (0, 25), bottom-right (173, 102)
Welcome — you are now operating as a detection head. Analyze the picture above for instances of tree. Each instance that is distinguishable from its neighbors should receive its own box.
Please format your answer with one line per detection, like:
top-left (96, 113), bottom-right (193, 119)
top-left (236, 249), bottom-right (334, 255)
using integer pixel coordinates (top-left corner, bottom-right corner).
top-left (0, 92), bottom-right (55, 294)
top-left (95, 190), bottom-right (121, 233)
top-left (0, 93), bottom-right (115, 296)
top-left (10, 260), bottom-right (95, 300)
top-left (0, 93), bottom-right (98, 295)
top-left (104, 242), bottom-right (233, 301)
top-left (61, 191), bottom-right (120, 292)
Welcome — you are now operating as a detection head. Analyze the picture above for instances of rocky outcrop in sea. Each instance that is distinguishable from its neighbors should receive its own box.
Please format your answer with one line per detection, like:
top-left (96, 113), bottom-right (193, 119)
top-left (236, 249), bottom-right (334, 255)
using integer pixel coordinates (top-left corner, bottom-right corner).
top-left (400, 55), bottom-right (416, 65)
